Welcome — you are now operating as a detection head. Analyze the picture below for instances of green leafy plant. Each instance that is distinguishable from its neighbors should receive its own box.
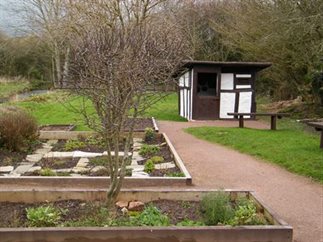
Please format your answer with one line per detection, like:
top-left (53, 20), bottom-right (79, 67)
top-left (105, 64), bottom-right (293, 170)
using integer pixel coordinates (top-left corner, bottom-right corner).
top-left (64, 207), bottom-right (111, 227)
top-left (229, 199), bottom-right (268, 226)
top-left (200, 192), bottom-right (234, 225)
top-left (26, 205), bottom-right (63, 227)
top-left (148, 156), bottom-right (164, 164)
top-left (176, 219), bottom-right (205, 226)
top-left (64, 139), bottom-right (86, 151)
top-left (139, 144), bottom-right (160, 157)
top-left (144, 128), bottom-right (156, 142)
top-left (90, 157), bottom-right (108, 166)
top-left (39, 168), bottom-right (56, 176)
top-left (166, 172), bottom-right (185, 177)
top-left (144, 160), bottom-right (155, 173)
top-left (134, 205), bottom-right (170, 226)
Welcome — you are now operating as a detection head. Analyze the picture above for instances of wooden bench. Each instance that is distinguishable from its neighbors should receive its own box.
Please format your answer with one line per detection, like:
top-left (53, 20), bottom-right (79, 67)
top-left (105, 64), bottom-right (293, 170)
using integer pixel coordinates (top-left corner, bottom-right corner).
top-left (306, 122), bottom-right (323, 149)
top-left (227, 112), bottom-right (290, 130)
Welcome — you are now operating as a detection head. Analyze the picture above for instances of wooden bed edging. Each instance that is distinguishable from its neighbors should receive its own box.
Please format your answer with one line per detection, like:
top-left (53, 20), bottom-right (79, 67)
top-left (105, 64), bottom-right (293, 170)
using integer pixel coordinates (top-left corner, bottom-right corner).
top-left (0, 189), bottom-right (292, 242)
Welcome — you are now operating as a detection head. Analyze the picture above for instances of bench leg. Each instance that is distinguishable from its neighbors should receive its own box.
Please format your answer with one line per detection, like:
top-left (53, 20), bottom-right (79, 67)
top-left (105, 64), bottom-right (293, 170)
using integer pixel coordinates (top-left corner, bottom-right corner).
top-left (320, 131), bottom-right (323, 149)
top-left (271, 116), bottom-right (277, 130)
top-left (239, 115), bottom-right (244, 128)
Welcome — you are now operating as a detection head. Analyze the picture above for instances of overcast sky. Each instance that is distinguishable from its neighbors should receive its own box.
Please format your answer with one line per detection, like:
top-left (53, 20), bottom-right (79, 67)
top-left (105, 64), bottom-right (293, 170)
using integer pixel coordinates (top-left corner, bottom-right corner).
top-left (0, 0), bottom-right (26, 36)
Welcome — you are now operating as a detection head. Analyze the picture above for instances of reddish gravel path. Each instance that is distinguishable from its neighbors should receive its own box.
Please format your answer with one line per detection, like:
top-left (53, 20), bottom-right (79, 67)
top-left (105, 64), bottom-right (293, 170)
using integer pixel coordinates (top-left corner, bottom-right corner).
top-left (159, 120), bottom-right (323, 242)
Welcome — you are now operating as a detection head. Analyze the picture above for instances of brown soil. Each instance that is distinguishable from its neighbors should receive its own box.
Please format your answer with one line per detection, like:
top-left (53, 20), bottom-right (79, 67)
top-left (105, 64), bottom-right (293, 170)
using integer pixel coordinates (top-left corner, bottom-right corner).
top-left (150, 167), bottom-right (181, 177)
top-left (124, 118), bottom-right (154, 131)
top-left (40, 125), bottom-right (75, 131)
top-left (0, 199), bottom-right (202, 228)
top-left (151, 200), bottom-right (201, 224)
top-left (0, 142), bottom-right (43, 167)
top-left (51, 140), bottom-right (107, 153)
top-left (36, 157), bottom-right (78, 169)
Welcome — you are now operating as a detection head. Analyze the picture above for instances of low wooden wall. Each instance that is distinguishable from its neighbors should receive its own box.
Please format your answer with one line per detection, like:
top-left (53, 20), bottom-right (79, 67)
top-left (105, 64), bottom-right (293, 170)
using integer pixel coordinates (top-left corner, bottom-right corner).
top-left (0, 189), bottom-right (293, 242)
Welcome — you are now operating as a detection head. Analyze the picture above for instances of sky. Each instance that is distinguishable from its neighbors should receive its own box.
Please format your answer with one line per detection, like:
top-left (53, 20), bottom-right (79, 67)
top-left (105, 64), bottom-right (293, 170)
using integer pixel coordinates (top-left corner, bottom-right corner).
top-left (0, 0), bottom-right (26, 36)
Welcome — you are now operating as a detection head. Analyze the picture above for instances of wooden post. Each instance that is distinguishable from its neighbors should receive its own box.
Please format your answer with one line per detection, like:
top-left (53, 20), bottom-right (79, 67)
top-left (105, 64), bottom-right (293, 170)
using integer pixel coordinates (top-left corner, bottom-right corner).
top-left (239, 115), bottom-right (244, 128)
top-left (320, 131), bottom-right (323, 149)
top-left (270, 115), bottom-right (277, 130)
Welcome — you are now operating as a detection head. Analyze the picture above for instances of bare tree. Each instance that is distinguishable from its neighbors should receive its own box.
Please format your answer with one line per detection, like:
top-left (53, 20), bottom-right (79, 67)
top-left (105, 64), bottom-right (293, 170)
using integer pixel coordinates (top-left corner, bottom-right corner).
top-left (66, 0), bottom-right (188, 204)
top-left (21, 0), bottom-right (70, 88)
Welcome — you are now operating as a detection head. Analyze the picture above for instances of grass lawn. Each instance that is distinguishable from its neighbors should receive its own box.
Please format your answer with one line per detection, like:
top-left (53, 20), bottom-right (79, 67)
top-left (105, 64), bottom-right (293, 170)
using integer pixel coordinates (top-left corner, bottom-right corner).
top-left (0, 81), bottom-right (30, 99)
top-left (4, 91), bottom-right (185, 130)
top-left (185, 124), bottom-right (323, 182)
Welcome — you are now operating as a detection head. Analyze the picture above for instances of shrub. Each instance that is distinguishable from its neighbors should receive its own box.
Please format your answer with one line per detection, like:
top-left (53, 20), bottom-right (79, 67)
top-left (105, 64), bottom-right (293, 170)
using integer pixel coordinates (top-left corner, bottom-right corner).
top-left (229, 199), bottom-right (268, 226)
top-left (144, 128), bottom-right (156, 142)
top-left (39, 168), bottom-right (56, 176)
top-left (176, 219), bottom-right (205, 226)
top-left (148, 156), bottom-right (164, 164)
top-left (139, 144), bottom-right (160, 157)
top-left (64, 139), bottom-right (86, 151)
top-left (134, 205), bottom-right (170, 226)
top-left (166, 172), bottom-right (185, 177)
top-left (144, 160), bottom-right (155, 173)
top-left (200, 192), bottom-right (234, 225)
top-left (0, 106), bottom-right (38, 152)
top-left (26, 205), bottom-right (63, 227)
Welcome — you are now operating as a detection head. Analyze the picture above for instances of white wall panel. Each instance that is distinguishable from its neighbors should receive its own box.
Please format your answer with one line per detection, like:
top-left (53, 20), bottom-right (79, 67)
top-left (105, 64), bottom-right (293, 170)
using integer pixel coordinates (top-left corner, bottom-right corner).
top-left (221, 73), bottom-right (234, 90)
top-left (180, 89), bottom-right (184, 117)
top-left (238, 92), bottom-right (252, 118)
top-left (236, 85), bottom-right (251, 89)
top-left (220, 93), bottom-right (236, 119)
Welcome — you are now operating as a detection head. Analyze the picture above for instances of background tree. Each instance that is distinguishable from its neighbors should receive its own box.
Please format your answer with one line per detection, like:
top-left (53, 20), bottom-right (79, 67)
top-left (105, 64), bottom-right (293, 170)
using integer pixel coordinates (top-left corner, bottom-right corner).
top-left (66, 0), bottom-right (188, 204)
top-left (21, 0), bottom-right (70, 87)
top-left (210, 0), bottom-right (323, 103)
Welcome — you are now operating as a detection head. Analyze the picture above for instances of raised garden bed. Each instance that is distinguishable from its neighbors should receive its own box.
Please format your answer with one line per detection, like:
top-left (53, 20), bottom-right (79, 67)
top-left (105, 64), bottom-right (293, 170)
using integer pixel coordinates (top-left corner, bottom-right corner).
top-left (0, 132), bottom-right (192, 186)
top-left (39, 117), bottom-right (158, 140)
top-left (39, 124), bottom-right (76, 131)
top-left (0, 189), bottom-right (293, 242)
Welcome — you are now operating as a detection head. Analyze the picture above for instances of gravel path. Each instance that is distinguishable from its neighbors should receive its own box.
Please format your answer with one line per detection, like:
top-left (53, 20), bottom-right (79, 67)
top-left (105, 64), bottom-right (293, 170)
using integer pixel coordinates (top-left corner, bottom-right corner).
top-left (159, 120), bottom-right (323, 242)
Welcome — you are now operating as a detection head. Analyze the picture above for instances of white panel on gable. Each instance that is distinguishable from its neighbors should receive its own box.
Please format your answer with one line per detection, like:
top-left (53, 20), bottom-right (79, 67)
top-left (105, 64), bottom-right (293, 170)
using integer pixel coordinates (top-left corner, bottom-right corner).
top-left (221, 74), bottom-right (234, 90)
top-left (238, 92), bottom-right (252, 118)
top-left (179, 76), bottom-right (184, 87)
top-left (220, 93), bottom-right (236, 119)
top-left (236, 85), bottom-right (252, 89)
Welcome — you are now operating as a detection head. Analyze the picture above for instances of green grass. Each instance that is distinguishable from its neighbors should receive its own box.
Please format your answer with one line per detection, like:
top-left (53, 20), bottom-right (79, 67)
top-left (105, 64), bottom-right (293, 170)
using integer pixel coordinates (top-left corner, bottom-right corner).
top-left (185, 123), bottom-right (323, 182)
top-left (2, 91), bottom-right (185, 130)
top-left (0, 81), bottom-right (30, 99)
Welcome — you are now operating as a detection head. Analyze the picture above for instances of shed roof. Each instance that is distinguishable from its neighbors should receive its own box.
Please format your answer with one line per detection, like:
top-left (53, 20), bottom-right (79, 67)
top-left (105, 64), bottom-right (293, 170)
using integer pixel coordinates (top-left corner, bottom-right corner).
top-left (182, 60), bottom-right (272, 70)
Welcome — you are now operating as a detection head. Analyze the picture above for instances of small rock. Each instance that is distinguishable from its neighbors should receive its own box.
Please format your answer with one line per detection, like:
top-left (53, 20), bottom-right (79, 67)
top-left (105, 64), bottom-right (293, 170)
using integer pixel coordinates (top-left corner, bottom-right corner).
top-left (90, 166), bottom-right (107, 173)
top-left (44, 152), bottom-right (74, 159)
top-left (116, 201), bottom-right (128, 209)
top-left (11, 164), bottom-right (34, 175)
top-left (155, 162), bottom-right (176, 170)
top-left (128, 201), bottom-right (144, 211)
top-left (0, 166), bottom-right (14, 173)
top-left (34, 148), bottom-right (52, 155)
top-left (121, 207), bottom-right (128, 215)
top-left (27, 166), bottom-right (42, 173)
top-left (47, 140), bottom-right (58, 145)
top-left (72, 167), bottom-right (89, 174)
top-left (73, 151), bottom-right (102, 158)
top-left (70, 173), bottom-right (83, 177)
top-left (131, 171), bottom-right (149, 177)
top-left (159, 142), bottom-right (167, 146)
top-left (26, 154), bottom-right (43, 163)
top-left (76, 158), bottom-right (89, 167)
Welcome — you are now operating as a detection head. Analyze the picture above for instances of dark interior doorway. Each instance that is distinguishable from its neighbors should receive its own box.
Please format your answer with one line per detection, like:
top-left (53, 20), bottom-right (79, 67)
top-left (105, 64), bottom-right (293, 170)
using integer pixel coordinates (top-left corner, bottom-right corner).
top-left (193, 72), bottom-right (219, 119)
